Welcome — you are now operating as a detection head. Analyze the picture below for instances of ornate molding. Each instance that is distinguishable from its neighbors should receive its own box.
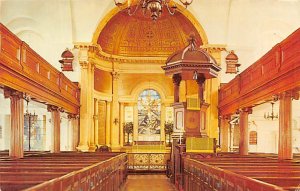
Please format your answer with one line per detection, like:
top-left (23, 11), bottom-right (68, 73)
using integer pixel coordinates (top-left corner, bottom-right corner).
top-left (47, 105), bottom-right (64, 112)
top-left (111, 71), bottom-right (120, 80)
top-left (68, 113), bottom-right (79, 119)
top-left (201, 44), bottom-right (227, 53)
top-left (94, 90), bottom-right (113, 102)
top-left (3, 87), bottom-right (23, 99)
top-left (79, 61), bottom-right (89, 69)
top-left (172, 74), bottom-right (182, 86)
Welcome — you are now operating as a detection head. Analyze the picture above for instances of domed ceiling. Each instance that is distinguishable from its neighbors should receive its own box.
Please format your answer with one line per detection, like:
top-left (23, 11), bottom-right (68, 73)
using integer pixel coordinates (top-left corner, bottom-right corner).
top-left (97, 6), bottom-right (203, 57)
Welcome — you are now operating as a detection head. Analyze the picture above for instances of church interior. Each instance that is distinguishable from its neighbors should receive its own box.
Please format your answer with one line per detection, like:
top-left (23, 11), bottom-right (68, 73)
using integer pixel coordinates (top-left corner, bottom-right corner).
top-left (1, 0), bottom-right (300, 190)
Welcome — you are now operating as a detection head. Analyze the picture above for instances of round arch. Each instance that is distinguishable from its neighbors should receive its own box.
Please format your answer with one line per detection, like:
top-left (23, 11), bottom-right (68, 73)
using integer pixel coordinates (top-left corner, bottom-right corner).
top-left (131, 81), bottom-right (169, 103)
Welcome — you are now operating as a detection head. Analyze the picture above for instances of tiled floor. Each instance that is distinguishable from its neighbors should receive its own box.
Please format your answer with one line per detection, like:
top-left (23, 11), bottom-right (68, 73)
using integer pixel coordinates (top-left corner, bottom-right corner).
top-left (121, 174), bottom-right (178, 191)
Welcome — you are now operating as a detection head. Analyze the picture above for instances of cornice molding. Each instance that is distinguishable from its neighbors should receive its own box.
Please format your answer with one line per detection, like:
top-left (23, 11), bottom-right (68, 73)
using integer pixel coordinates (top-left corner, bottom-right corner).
top-left (94, 90), bottom-right (113, 102)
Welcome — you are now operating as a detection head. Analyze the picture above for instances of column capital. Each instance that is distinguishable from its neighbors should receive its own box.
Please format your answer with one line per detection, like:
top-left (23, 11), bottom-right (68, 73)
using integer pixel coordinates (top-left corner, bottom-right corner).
top-left (237, 107), bottom-right (252, 114)
top-left (219, 115), bottom-right (230, 120)
top-left (172, 74), bottom-right (182, 86)
top-left (4, 87), bottom-right (23, 99)
top-left (79, 61), bottom-right (89, 69)
top-left (67, 113), bottom-right (79, 119)
top-left (196, 74), bottom-right (206, 84)
top-left (111, 71), bottom-right (120, 80)
top-left (278, 90), bottom-right (299, 100)
top-left (47, 105), bottom-right (64, 112)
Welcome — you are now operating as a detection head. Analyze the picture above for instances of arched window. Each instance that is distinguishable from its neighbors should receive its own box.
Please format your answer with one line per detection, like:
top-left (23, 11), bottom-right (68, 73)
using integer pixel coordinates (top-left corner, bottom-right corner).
top-left (249, 131), bottom-right (258, 145)
top-left (138, 89), bottom-right (161, 141)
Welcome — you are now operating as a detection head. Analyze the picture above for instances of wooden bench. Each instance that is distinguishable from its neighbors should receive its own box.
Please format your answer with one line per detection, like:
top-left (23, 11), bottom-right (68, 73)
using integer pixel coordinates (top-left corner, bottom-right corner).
top-left (0, 152), bottom-right (127, 191)
top-left (183, 153), bottom-right (300, 191)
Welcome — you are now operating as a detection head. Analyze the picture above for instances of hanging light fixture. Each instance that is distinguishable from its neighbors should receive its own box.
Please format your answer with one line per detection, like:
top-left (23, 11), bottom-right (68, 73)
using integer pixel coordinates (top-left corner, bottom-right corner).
top-left (114, 0), bottom-right (193, 21)
top-left (24, 96), bottom-right (38, 151)
top-left (264, 102), bottom-right (278, 120)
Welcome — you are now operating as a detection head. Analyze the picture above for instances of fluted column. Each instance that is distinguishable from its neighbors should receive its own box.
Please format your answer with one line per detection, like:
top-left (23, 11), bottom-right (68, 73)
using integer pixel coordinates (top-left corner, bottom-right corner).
top-left (239, 108), bottom-right (252, 155)
top-left (111, 71), bottom-right (120, 150)
top-left (88, 63), bottom-right (96, 151)
top-left (47, 105), bottom-right (61, 153)
top-left (279, 92), bottom-right (293, 160)
top-left (94, 98), bottom-right (99, 146)
top-left (133, 103), bottom-right (138, 143)
top-left (105, 101), bottom-right (111, 146)
top-left (77, 61), bottom-right (89, 151)
top-left (172, 74), bottom-right (181, 103)
top-left (220, 116), bottom-right (230, 152)
top-left (119, 102), bottom-right (125, 147)
top-left (161, 103), bottom-right (166, 144)
top-left (4, 88), bottom-right (24, 158)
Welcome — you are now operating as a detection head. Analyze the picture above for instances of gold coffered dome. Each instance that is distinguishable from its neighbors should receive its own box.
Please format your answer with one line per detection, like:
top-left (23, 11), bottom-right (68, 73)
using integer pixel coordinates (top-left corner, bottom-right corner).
top-left (97, 6), bottom-right (203, 57)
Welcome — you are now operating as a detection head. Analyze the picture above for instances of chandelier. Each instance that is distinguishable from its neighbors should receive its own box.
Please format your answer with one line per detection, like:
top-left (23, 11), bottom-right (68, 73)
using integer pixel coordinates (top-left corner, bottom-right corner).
top-left (24, 96), bottom-right (38, 151)
top-left (264, 102), bottom-right (278, 120)
top-left (114, 0), bottom-right (193, 21)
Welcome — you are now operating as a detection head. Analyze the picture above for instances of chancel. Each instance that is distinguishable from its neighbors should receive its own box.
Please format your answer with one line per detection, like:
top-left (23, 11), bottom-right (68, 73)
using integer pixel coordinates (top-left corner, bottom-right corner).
top-left (0, 1), bottom-right (300, 191)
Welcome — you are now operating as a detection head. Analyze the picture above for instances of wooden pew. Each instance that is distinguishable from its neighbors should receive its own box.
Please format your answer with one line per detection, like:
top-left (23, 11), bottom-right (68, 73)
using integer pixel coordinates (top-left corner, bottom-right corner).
top-left (0, 152), bottom-right (127, 191)
top-left (183, 153), bottom-right (300, 191)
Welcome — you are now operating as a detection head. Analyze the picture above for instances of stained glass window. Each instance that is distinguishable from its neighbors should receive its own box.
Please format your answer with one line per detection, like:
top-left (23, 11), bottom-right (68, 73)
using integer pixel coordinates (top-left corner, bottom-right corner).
top-left (138, 89), bottom-right (161, 138)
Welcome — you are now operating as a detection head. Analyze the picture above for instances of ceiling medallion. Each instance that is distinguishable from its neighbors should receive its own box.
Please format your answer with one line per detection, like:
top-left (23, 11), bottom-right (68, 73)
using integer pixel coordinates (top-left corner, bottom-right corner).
top-left (114, 0), bottom-right (193, 21)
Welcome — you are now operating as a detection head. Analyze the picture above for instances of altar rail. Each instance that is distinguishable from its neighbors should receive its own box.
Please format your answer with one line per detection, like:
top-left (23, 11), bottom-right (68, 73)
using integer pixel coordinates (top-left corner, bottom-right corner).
top-left (219, 28), bottom-right (300, 116)
top-left (127, 152), bottom-right (170, 172)
top-left (0, 23), bottom-right (79, 114)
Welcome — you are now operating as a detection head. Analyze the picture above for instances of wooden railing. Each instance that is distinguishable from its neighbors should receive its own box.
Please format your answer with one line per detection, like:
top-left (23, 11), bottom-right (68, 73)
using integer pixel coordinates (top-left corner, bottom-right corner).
top-left (0, 23), bottom-right (79, 114)
top-left (219, 28), bottom-right (300, 116)
top-left (21, 153), bottom-right (127, 191)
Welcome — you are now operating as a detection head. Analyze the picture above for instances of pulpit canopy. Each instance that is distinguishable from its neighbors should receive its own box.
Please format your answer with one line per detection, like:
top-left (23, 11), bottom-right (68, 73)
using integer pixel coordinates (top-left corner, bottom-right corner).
top-left (162, 34), bottom-right (221, 80)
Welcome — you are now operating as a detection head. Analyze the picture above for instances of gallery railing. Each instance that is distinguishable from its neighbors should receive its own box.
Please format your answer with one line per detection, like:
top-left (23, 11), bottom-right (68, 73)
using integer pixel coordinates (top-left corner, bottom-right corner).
top-left (127, 152), bottom-right (170, 172)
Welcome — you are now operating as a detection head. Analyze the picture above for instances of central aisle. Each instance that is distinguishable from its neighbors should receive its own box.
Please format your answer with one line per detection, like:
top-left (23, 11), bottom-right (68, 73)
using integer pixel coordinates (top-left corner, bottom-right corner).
top-left (121, 175), bottom-right (177, 191)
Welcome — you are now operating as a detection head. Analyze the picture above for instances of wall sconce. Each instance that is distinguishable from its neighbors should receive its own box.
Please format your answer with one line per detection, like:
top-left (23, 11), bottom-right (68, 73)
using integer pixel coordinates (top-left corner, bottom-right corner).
top-left (113, 118), bottom-right (119, 125)
top-left (225, 50), bottom-right (240, 74)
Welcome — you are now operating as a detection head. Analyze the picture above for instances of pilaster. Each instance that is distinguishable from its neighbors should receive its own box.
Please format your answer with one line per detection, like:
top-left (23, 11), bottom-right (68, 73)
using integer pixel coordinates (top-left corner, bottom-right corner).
top-left (105, 101), bottom-right (111, 146)
top-left (111, 71), bottom-right (120, 150)
top-left (119, 102), bottom-right (125, 147)
top-left (94, 98), bottom-right (99, 146)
